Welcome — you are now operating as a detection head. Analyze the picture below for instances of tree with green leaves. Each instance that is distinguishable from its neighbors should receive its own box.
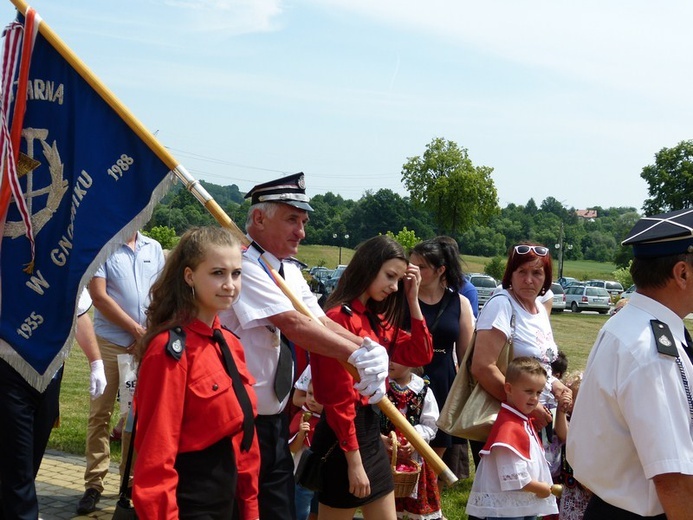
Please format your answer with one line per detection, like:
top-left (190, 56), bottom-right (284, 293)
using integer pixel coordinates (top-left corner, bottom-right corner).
top-left (401, 138), bottom-right (499, 235)
top-left (641, 140), bottom-right (693, 215)
top-left (143, 225), bottom-right (178, 250)
top-left (386, 227), bottom-right (421, 250)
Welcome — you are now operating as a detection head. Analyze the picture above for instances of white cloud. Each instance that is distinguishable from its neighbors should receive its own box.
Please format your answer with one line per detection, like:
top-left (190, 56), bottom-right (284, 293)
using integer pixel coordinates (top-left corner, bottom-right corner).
top-left (309, 1), bottom-right (693, 102)
top-left (155, 0), bottom-right (284, 34)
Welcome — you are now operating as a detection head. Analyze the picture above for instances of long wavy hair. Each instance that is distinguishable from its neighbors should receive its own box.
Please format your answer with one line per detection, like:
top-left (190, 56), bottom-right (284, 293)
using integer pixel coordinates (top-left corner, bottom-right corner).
top-left (325, 235), bottom-right (409, 329)
top-left (136, 226), bottom-right (241, 363)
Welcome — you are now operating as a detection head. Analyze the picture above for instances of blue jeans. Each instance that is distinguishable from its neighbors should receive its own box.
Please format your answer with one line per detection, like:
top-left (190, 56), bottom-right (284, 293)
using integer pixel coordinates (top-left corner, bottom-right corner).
top-left (295, 483), bottom-right (314, 520)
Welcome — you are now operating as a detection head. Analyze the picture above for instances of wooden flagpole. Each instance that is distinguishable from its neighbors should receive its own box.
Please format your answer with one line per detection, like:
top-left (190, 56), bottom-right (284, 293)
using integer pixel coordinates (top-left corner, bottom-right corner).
top-left (6, 0), bottom-right (457, 485)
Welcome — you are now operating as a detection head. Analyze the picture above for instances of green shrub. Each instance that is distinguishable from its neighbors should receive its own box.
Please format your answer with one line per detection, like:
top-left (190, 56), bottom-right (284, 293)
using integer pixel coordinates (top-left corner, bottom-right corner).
top-left (484, 256), bottom-right (506, 280)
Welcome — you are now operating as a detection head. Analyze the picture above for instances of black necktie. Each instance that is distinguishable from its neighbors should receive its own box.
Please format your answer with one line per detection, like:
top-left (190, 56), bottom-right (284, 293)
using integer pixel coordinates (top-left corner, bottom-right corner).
top-left (274, 262), bottom-right (294, 402)
top-left (213, 329), bottom-right (255, 452)
top-left (683, 328), bottom-right (693, 365)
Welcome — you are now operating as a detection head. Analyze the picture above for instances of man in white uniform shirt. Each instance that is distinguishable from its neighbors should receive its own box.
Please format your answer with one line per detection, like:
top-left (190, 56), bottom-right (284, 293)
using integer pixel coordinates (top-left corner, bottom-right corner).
top-left (219, 173), bottom-right (388, 520)
top-left (567, 208), bottom-right (693, 520)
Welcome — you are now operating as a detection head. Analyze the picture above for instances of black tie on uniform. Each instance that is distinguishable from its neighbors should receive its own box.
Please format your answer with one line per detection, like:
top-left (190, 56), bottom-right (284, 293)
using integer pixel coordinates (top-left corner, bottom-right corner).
top-left (274, 262), bottom-right (294, 402)
top-left (683, 328), bottom-right (693, 365)
top-left (213, 329), bottom-right (255, 452)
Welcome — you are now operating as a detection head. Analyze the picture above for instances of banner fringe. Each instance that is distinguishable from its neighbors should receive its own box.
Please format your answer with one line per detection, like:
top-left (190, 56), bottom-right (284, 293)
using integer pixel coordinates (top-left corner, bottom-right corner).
top-left (0, 171), bottom-right (174, 391)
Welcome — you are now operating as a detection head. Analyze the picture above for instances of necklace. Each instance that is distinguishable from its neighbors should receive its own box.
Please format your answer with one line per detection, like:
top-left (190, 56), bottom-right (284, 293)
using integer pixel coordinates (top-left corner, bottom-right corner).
top-left (510, 289), bottom-right (536, 314)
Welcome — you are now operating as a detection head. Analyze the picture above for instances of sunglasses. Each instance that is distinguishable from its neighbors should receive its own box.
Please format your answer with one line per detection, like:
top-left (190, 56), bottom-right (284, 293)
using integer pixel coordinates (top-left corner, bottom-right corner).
top-left (514, 245), bottom-right (549, 257)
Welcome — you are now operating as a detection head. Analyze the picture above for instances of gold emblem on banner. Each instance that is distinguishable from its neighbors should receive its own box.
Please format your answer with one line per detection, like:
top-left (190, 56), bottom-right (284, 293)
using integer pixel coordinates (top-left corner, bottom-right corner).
top-left (3, 133), bottom-right (68, 239)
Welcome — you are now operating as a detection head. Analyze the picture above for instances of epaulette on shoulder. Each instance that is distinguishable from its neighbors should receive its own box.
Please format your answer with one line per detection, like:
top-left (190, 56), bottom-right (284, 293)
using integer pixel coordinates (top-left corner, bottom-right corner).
top-left (651, 319), bottom-right (678, 357)
top-left (285, 256), bottom-right (308, 270)
top-left (220, 324), bottom-right (241, 340)
top-left (166, 326), bottom-right (186, 361)
top-left (341, 304), bottom-right (353, 316)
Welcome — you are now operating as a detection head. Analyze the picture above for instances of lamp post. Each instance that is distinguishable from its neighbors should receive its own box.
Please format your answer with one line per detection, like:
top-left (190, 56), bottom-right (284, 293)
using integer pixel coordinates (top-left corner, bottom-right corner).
top-left (333, 233), bottom-right (350, 265)
top-left (555, 224), bottom-right (572, 280)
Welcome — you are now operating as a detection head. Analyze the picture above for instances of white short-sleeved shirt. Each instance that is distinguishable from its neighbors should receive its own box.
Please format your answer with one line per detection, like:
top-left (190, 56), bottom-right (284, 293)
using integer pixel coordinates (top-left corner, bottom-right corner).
top-left (567, 292), bottom-right (693, 516)
top-left (294, 365), bottom-right (312, 392)
top-left (77, 288), bottom-right (92, 316)
top-left (538, 289), bottom-right (553, 304)
top-left (219, 243), bottom-right (325, 415)
top-left (93, 233), bottom-right (165, 346)
top-left (476, 290), bottom-right (558, 376)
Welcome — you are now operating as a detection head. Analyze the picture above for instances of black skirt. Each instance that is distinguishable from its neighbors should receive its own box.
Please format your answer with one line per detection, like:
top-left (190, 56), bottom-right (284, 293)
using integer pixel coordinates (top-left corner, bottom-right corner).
top-left (174, 437), bottom-right (237, 519)
top-left (311, 404), bottom-right (393, 509)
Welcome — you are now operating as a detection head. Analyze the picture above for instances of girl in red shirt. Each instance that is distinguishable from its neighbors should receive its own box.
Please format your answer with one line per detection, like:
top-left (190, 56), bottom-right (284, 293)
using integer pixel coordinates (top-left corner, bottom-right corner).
top-left (133, 227), bottom-right (259, 520)
top-left (310, 235), bottom-right (433, 520)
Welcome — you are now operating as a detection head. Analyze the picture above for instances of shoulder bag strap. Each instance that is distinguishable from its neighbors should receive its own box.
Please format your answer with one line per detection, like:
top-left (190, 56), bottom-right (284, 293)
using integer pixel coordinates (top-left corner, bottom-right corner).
top-left (477, 292), bottom-right (516, 337)
top-left (119, 413), bottom-right (137, 500)
top-left (473, 292), bottom-right (516, 370)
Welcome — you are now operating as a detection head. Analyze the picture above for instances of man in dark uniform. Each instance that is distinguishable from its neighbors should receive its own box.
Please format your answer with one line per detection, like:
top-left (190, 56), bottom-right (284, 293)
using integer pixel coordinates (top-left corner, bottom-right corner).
top-left (219, 173), bottom-right (389, 520)
top-left (568, 208), bottom-right (693, 519)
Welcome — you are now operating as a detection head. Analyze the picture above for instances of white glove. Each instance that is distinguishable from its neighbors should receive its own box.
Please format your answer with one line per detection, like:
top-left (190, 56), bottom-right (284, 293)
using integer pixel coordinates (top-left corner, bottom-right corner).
top-left (348, 337), bottom-right (388, 404)
top-left (89, 360), bottom-right (107, 399)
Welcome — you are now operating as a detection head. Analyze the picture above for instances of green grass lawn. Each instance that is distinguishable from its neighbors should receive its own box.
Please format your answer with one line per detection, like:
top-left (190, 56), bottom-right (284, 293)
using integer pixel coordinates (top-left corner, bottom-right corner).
top-left (297, 245), bottom-right (618, 286)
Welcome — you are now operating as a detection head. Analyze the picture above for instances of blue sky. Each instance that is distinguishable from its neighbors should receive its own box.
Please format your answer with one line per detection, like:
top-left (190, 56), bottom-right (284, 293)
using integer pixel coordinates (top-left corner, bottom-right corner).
top-left (3, 0), bottom-right (693, 211)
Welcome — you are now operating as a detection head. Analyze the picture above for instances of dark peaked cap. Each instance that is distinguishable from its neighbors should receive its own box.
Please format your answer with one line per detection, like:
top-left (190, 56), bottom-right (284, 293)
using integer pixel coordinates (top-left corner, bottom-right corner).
top-left (622, 208), bottom-right (693, 258)
top-left (244, 172), bottom-right (313, 212)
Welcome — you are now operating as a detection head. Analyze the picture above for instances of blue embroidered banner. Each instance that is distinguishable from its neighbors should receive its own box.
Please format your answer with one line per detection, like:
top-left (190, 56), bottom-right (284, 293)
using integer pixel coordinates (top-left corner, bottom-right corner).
top-left (0, 13), bottom-right (172, 389)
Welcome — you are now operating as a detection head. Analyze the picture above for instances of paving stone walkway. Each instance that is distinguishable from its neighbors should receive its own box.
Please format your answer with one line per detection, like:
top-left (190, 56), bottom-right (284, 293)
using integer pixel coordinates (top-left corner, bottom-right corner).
top-left (36, 450), bottom-right (120, 520)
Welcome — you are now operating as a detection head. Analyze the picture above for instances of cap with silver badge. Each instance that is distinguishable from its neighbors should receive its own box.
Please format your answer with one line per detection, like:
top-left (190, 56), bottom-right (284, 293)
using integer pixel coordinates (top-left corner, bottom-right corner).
top-left (244, 172), bottom-right (313, 212)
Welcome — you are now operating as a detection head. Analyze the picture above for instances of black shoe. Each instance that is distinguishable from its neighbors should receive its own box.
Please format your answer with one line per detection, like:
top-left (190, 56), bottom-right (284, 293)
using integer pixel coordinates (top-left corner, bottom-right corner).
top-left (76, 488), bottom-right (101, 514)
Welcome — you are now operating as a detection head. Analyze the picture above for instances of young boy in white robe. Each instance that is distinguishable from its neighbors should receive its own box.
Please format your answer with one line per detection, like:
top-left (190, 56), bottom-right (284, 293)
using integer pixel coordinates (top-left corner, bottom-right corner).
top-left (466, 357), bottom-right (559, 520)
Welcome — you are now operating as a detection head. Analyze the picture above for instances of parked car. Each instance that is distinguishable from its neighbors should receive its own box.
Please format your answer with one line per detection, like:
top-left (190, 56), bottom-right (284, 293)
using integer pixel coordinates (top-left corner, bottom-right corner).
top-left (565, 285), bottom-right (611, 314)
top-left (550, 282), bottom-right (566, 313)
top-left (322, 264), bottom-right (347, 296)
top-left (309, 266), bottom-right (330, 278)
top-left (620, 284), bottom-right (636, 300)
top-left (587, 280), bottom-right (624, 302)
top-left (308, 267), bottom-right (333, 294)
top-left (467, 273), bottom-right (497, 310)
top-left (557, 276), bottom-right (578, 288)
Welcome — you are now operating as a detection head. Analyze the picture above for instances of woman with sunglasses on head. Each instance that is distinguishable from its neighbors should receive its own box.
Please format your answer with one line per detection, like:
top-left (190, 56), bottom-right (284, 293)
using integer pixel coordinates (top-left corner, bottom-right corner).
top-left (468, 244), bottom-right (572, 472)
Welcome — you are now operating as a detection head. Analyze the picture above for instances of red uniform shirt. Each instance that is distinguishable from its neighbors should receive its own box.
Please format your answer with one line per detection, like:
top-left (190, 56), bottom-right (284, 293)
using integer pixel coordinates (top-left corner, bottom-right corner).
top-left (133, 317), bottom-right (260, 520)
top-left (311, 298), bottom-right (432, 452)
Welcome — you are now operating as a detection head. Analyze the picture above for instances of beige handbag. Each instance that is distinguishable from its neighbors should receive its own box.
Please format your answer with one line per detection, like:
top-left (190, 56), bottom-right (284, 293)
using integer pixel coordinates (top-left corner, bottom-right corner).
top-left (436, 295), bottom-right (515, 442)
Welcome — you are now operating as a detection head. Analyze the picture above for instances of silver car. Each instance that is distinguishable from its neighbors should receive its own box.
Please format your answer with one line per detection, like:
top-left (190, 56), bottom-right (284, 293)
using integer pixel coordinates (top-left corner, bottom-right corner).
top-left (550, 282), bottom-right (566, 313)
top-left (468, 274), bottom-right (497, 311)
top-left (565, 285), bottom-right (611, 314)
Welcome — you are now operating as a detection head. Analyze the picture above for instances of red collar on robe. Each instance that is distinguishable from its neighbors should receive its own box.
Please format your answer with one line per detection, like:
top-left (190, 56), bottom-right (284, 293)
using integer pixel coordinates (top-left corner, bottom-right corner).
top-left (480, 402), bottom-right (541, 461)
top-left (288, 406), bottom-right (322, 446)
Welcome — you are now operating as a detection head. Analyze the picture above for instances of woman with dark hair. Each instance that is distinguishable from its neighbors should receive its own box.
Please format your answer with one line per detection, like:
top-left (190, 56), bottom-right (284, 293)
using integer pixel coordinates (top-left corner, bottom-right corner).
top-left (132, 227), bottom-right (259, 519)
top-left (409, 237), bottom-right (475, 462)
top-left (310, 235), bottom-right (433, 520)
top-left (468, 244), bottom-right (572, 467)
